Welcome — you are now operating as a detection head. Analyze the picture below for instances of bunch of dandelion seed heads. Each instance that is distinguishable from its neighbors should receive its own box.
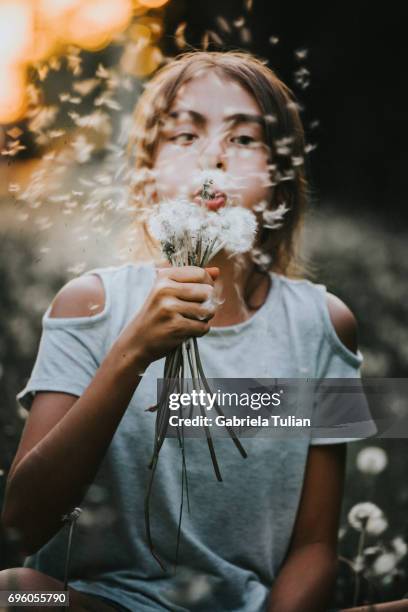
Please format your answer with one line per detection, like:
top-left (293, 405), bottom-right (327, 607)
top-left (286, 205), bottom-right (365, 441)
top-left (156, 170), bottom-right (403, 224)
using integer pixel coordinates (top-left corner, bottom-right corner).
top-left (143, 182), bottom-right (257, 574)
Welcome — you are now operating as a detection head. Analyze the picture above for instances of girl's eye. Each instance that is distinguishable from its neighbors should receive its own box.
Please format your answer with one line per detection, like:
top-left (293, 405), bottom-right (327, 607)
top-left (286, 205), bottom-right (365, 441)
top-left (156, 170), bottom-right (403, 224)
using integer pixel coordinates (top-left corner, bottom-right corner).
top-left (231, 135), bottom-right (257, 146)
top-left (169, 133), bottom-right (197, 144)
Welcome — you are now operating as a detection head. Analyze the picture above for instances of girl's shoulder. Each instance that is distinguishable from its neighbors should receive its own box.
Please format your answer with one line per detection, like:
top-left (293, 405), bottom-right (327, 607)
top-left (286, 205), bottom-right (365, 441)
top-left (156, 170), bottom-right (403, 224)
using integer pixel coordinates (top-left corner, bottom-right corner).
top-left (275, 273), bottom-right (359, 362)
top-left (43, 261), bottom-right (155, 330)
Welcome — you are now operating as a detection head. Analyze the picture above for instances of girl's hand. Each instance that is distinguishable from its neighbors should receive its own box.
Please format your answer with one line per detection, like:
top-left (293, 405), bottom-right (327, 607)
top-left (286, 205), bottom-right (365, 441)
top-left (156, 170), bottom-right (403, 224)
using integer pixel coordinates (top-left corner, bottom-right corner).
top-left (118, 265), bottom-right (220, 370)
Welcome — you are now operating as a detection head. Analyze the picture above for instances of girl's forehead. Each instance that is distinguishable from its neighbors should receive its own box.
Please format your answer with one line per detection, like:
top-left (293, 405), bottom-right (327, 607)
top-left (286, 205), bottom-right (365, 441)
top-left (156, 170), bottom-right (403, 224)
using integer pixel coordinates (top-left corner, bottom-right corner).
top-left (170, 72), bottom-right (261, 116)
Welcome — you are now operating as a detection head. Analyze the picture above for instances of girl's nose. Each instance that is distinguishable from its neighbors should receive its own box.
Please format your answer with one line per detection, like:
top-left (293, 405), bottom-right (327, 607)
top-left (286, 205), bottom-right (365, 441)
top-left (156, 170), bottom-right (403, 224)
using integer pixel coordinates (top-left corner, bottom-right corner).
top-left (199, 136), bottom-right (227, 171)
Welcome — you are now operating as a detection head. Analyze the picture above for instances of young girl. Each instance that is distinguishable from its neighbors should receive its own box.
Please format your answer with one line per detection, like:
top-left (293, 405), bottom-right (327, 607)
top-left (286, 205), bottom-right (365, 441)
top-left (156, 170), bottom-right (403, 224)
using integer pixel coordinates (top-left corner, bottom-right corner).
top-left (2, 51), bottom-right (378, 612)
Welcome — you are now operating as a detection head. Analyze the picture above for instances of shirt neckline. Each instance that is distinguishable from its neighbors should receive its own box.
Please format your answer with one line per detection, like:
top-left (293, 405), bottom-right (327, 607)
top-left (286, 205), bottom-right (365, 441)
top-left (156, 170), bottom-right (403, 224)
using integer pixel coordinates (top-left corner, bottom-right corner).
top-left (146, 261), bottom-right (280, 337)
top-left (207, 271), bottom-right (280, 336)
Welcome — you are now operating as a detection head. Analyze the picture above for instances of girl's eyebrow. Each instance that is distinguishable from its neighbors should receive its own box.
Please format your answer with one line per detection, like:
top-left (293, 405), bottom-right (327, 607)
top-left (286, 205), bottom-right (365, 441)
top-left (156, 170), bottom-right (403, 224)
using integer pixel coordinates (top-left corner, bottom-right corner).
top-left (167, 109), bottom-right (265, 128)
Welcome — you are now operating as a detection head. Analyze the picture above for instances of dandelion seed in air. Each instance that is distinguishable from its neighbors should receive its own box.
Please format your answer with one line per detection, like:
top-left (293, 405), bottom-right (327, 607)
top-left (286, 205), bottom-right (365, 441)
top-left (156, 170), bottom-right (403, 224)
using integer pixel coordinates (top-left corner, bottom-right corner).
top-left (233, 16), bottom-right (245, 28)
top-left (6, 127), bottom-right (23, 139)
top-left (71, 135), bottom-right (94, 164)
top-left (294, 47), bottom-right (309, 60)
top-left (73, 79), bottom-right (101, 97)
top-left (215, 16), bottom-right (231, 34)
top-left (239, 27), bottom-right (251, 44)
top-left (175, 22), bottom-right (188, 49)
top-left (208, 30), bottom-right (223, 46)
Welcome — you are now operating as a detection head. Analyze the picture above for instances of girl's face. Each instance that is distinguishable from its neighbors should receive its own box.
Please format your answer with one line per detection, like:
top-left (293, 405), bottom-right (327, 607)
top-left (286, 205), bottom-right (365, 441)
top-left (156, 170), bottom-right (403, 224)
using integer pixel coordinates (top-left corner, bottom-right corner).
top-left (151, 71), bottom-right (273, 212)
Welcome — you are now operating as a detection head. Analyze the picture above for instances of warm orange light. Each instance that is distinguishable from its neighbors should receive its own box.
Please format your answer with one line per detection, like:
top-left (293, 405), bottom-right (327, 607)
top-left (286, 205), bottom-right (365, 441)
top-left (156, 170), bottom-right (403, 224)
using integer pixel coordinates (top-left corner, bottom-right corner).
top-left (138, 0), bottom-right (169, 8)
top-left (38, 0), bottom-right (82, 19)
top-left (129, 23), bottom-right (152, 44)
top-left (0, 1), bottom-right (33, 63)
top-left (135, 16), bottom-right (163, 41)
top-left (120, 43), bottom-right (162, 77)
top-left (62, 0), bottom-right (133, 50)
top-left (0, 65), bottom-right (27, 124)
top-left (0, 0), bottom-right (168, 124)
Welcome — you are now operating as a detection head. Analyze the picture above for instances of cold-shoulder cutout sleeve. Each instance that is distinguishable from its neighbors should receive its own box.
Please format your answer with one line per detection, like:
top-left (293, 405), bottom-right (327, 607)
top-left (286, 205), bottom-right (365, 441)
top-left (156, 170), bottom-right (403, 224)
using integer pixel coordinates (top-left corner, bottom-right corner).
top-left (16, 269), bottom-right (112, 412)
top-left (310, 283), bottom-right (378, 445)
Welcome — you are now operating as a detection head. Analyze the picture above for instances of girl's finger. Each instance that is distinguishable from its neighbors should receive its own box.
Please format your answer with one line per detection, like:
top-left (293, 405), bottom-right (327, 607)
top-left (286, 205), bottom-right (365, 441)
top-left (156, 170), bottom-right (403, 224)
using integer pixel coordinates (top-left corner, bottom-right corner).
top-left (173, 297), bottom-right (216, 321)
top-left (166, 280), bottom-right (213, 303)
top-left (159, 265), bottom-right (216, 286)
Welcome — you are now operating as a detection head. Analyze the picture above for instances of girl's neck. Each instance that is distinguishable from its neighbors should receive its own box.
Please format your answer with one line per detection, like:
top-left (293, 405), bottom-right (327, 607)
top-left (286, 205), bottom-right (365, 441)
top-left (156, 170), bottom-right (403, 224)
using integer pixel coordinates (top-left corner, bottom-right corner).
top-left (205, 251), bottom-right (272, 327)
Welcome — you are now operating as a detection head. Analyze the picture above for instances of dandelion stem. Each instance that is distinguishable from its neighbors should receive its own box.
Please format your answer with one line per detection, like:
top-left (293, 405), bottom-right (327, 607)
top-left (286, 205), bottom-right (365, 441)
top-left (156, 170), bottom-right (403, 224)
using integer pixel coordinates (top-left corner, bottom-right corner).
top-left (353, 521), bottom-right (367, 606)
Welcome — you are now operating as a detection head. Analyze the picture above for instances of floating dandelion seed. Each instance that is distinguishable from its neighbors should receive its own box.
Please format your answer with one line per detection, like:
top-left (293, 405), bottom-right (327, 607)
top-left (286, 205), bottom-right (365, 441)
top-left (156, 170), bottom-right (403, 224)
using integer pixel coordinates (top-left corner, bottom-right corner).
top-left (262, 202), bottom-right (289, 229)
top-left (304, 142), bottom-right (318, 154)
top-left (294, 66), bottom-right (311, 90)
top-left (96, 63), bottom-right (110, 79)
top-left (71, 135), bottom-right (94, 164)
top-left (6, 127), bottom-right (23, 139)
top-left (291, 155), bottom-right (304, 167)
top-left (36, 64), bottom-right (49, 81)
top-left (49, 56), bottom-right (62, 71)
top-left (67, 262), bottom-right (88, 275)
top-left (294, 47), bottom-right (309, 60)
top-left (175, 22), bottom-right (188, 49)
top-left (233, 16), bottom-right (245, 28)
top-left (72, 78), bottom-right (101, 96)
top-left (48, 129), bottom-right (66, 139)
top-left (239, 27), bottom-right (252, 44)
top-left (208, 30), bottom-right (223, 46)
top-left (66, 48), bottom-right (83, 75)
top-left (28, 106), bottom-right (59, 134)
top-left (215, 16), bottom-right (231, 34)
top-left (201, 32), bottom-right (210, 51)
top-left (1, 141), bottom-right (27, 157)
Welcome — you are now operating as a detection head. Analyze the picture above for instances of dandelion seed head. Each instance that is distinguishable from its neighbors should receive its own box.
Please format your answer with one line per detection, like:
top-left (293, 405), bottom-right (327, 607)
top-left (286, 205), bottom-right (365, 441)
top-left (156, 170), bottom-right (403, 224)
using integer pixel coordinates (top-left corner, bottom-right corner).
top-left (356, 446), bottom-right (388, 475)
top-left (348, 502), bottom-right (388, 535)
top-left (391, 536), bottom-right (408, 560)
top-left (372, 552), bottom-right (398, 576)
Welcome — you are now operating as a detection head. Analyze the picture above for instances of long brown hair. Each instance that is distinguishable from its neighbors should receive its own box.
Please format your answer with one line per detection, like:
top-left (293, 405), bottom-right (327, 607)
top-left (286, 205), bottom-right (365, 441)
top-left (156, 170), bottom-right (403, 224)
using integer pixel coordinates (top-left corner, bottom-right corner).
top-left (127, 49), bottom-right (315, 279)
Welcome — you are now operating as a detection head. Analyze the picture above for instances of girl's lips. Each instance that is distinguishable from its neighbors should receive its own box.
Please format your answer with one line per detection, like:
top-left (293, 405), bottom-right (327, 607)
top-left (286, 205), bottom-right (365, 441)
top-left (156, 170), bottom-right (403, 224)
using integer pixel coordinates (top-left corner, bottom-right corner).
top-left (193, 194), bottom-right (226, 211)
top-left (205, 195), bottom-right (226, 211)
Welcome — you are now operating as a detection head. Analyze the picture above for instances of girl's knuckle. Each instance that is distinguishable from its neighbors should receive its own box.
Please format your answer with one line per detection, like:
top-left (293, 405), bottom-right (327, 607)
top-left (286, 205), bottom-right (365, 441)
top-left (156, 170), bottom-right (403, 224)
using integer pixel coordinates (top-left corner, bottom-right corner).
top-left (155, 278), bottom-right (171, 296)
top-left (160, 296), bottom-right (174, 314)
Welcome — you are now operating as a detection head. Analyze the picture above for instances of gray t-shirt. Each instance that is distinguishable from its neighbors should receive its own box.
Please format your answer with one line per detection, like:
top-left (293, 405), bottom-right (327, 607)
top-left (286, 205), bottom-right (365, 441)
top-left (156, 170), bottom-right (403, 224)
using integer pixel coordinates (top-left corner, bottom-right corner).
top-left (16, 261), bottom-right (377, 612)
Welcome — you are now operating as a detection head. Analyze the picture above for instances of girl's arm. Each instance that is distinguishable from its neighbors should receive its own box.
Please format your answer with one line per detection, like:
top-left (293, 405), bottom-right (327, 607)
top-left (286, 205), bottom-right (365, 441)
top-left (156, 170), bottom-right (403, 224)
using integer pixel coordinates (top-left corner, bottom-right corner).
top-left (2, 276), bottom-right (149, 556)
top-left (2, 266), bottom-right (216, 556)
top-left (266, 443), bottom-right (346, 612)
top-left (267, 294), bottom-right (357, 612)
